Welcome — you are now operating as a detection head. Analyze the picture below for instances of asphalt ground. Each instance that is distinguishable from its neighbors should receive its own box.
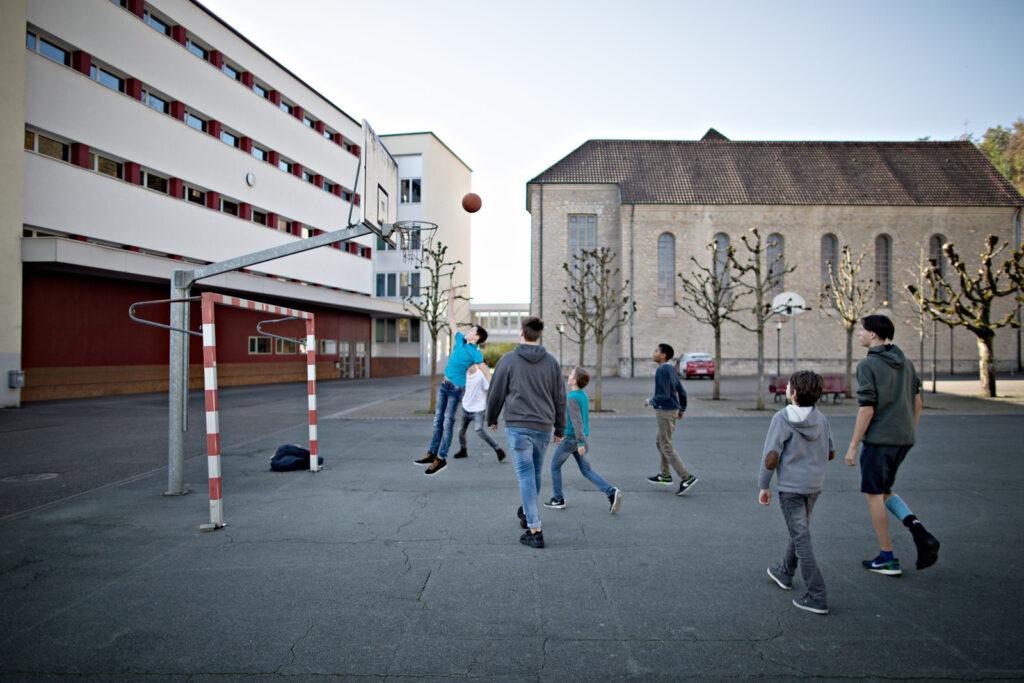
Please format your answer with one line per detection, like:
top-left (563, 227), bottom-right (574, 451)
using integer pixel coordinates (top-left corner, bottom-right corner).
top-left (1, 373), bottom-right (1023, 680)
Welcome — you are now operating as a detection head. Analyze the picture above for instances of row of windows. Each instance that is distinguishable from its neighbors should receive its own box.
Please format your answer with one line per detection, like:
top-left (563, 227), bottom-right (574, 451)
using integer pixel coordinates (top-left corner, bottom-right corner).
top-left (24, 127), bottom-right (371, 258)
top-left (248, 337), bottom-right (307, 355)
top-left (110, 0), bottom-right (358, 154)
top-left (472, 311), bottom-right (528, 331)
top-left (374, 318), bottom-right (421, 344)
top-left (26, 28), bottom-right (358, 204)
top-left (376, 228), bottom-right (422, 252)
top-left (375, 272), bottom-right (421, 298)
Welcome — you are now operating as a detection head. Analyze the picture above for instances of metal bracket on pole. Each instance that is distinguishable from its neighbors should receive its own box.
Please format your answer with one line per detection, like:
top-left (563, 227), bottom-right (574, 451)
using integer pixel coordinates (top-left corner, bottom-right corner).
top-left (128, 297), bottom-right (203, 336)
top-left (255, 317), bottom-right (305, 345)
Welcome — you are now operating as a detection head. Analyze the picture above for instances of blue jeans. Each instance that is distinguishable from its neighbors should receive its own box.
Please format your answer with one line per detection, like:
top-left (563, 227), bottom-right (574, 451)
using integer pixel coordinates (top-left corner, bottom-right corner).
top-left (505, 426), bottom-right (551, 529)
top-left (550, 438), bottom-right (613, 500)
top-left (428, 381), bottom-right (464, 458)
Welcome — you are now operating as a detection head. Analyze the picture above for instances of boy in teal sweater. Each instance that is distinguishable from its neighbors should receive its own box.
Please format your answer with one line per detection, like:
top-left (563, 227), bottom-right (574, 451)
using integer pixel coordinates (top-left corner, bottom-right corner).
top-left (544, 366), bottom-right (622, 514)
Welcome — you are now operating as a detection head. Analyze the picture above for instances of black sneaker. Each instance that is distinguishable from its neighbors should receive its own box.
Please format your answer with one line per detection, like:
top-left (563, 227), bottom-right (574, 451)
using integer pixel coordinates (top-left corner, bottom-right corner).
top-left (676, 475), bottom-right (699, 496)
top-left (608, 488), bottom-right (623, 514)
top-left (543, 498), bottom-right (566, 509)
top-left (414, 453), bottom-right (436, 466)
top-left (453, 448), bottom-right (468, 459)
top-left (767, 566), bottom-right (793, 591)
top-left (495, 448), bottom-right (506, 462)
top-left (424, 458), bottom-right (447, 476)
top-left (912, 529), bottom-right (940, 570)
top-left (792, 594), bottom-right (828, 615)
top-left (648, 474), bottom-right (673, 485)
top-left (520, 530), bottom-right (544, 548)
top-left (517, 506), bottom-right (528, 529)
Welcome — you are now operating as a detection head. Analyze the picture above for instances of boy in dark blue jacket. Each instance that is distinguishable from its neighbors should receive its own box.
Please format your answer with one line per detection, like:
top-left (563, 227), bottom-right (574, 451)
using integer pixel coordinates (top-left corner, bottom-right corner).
top-left (644, 343), bottom-right (698, 496)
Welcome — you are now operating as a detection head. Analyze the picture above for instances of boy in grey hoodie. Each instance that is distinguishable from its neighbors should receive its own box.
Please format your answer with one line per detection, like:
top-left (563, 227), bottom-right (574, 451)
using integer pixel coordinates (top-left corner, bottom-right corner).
top-left (759, 370), bottom-right (835, 615)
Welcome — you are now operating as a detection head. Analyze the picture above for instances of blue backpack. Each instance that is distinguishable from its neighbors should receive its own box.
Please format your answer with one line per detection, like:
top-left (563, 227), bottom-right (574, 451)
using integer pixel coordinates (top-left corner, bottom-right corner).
top-left (270, 444), bottom-right (323, 471)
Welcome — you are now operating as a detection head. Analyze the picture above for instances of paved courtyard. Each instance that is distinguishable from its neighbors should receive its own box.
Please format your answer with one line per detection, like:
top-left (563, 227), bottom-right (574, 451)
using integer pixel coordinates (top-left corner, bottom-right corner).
top-left (1, 375), bottom-right (1023, 680)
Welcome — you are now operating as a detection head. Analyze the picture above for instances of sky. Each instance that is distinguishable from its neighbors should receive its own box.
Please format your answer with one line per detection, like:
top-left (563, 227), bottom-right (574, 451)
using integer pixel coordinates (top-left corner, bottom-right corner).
top-left (200, 0), bottom-right (1024, 304)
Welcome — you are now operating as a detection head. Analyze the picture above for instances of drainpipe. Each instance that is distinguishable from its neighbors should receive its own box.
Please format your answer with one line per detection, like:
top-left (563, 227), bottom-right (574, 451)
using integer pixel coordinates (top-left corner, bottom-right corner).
top-left (537, 184), bottom-right (543, 319)
top-left (629, 203), bottom-right (636, 377)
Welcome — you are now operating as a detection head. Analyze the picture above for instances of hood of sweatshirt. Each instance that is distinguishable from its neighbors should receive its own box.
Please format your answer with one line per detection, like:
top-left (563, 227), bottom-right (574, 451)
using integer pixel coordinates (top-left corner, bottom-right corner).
top-left (867, 344), bottom-right (907, 370)
top-left (514, 344), bottom-right (549, 364)
top-left (781, 406), bottom-right (827, 442)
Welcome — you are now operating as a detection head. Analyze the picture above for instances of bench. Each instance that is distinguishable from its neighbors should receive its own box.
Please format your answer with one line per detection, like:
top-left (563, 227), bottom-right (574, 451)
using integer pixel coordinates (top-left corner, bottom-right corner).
top-left (769, 375), bottom-right (847, 404)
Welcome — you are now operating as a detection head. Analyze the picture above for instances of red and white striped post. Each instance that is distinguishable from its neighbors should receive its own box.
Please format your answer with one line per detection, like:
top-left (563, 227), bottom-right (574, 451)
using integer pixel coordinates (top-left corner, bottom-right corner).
top-left (305, 316), bottom-right (320, 472)
top-left (200, 293), bottom-right (224, 530)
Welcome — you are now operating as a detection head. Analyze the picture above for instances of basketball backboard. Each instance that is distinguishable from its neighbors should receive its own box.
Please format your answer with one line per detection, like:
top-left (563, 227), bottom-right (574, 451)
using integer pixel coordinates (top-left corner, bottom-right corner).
top-left (358, 119), bottom-right (398, 240)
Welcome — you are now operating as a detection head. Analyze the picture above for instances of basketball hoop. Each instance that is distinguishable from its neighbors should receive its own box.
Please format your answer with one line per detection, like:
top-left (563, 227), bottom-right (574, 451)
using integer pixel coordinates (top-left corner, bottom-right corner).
top-left (390, 220), bottom-right (438, 264)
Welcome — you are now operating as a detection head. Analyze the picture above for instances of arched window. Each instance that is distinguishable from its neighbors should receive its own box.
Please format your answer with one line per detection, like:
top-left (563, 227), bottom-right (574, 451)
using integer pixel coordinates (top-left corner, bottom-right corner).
top-left (820, 233), bottom-right (838, 305)
top-left (658, 232), bottom-right (675, 307)
top-left (766, 233), bottom-right (785, 295)
top-left (929, 233), bottom-right (947, 277)
top-left (875, 234), bottom-right (892, 306)
top-left (713, 232), bottom-right (730, 294)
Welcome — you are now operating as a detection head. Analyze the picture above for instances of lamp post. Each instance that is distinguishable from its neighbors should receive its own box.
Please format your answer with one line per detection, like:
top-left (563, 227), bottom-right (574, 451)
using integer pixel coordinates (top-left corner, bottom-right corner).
top-left (556, 323), bottom-right (565, 369)
top-left (775, 321), bottom-right (782, 377)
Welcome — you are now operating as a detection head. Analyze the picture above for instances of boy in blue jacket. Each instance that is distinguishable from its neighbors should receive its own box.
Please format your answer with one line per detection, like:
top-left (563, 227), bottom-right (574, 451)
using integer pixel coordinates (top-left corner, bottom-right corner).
top-left (644, 343), bottom-right (698, 495)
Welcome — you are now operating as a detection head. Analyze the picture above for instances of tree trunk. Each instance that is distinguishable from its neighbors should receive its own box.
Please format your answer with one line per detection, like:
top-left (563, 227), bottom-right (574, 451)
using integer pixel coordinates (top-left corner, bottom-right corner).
top-left (578, 338), bottom-right (585, 368)
top-left (713, 324), bottom-right (722, 400)
top-left (844, 326), bottom-right (854, 398)
top-left (756, 323), bottom-right (766, 410)
top-left (978, 334), bottom-right (997, 397)
top-left (594, 337), bottom-right (604, 412)
top-left (428, 332), bottom-right (438, 413)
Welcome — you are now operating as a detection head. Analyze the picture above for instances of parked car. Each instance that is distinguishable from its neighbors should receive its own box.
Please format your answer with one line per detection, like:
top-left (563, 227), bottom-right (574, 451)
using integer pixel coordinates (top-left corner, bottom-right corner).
top-left (675, 352), bottom-right (715, 379)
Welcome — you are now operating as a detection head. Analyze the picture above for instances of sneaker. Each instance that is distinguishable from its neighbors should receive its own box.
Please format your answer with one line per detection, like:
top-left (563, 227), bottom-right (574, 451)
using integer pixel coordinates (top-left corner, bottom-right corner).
top-left (676, 475), bottom-right (699, 496)
top-left (543, 498), bottom-right (566, 509)
top-left (792, 594), bottom-right (828, 615)
top-left (766, 566), bottom-right (793, 591)
top-left (495, 448), bottom-right (506, 462)
top-left (453, 448), bottom-right (468, 459)
top-left (862, 555), bottom-right (902, 576)
top-left (608, 488), bottom-right (623, 514)
top-left (414, 453), bottom-right (436, 466)
top-left (520, 530), bottom-right (545, 548)
top-left (913, 531), bottom-right (940, 570)
top-left (648, 474), bottom-right (673, 485)
top-left (424, 458), bottom-right (447, 476)
top-left (517, 506), bottom-right (528, 529)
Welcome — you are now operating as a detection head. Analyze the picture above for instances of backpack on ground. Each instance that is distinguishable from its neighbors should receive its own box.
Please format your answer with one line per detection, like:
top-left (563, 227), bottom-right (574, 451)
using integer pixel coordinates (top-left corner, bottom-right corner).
top-left (269, 444), bottom-right (323, 471)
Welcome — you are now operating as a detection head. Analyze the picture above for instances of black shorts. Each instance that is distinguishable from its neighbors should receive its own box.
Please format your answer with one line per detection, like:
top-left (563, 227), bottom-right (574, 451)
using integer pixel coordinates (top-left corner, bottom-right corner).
top-left (859, 443), bottom-right (912, 494)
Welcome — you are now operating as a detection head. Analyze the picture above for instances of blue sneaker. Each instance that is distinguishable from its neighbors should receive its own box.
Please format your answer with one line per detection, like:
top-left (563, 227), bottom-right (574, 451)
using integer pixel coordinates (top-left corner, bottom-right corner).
top-left (862, 555), bottom-right (902, 576)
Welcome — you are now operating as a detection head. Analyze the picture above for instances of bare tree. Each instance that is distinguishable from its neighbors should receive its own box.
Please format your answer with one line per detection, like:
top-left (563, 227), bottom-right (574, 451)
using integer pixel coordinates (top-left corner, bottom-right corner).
top-left (560, 253), bottom-right (594, 369)
top-left (403, 239), bottom-right (465, 413)
top-left (907, 235), bottom-right (1024, 397)
top-left (676, 238), bottom-right (742, 399)
top-left (818, 245), bottom-right (878, 398)
top-left (562, 247), bottom-right (633, 411)
top-left (728, 228), bottom-right (797, 410)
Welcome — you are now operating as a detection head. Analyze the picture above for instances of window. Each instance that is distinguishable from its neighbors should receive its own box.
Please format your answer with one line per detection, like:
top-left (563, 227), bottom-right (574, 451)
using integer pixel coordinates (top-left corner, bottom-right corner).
top-left (96, 156), bottom-right (122, 179)
top-left (221, 199), bottom-right (238, 216)
top-left (323, 128), bottom-right (332, 140)
top-left (400, 272), bottom-right (421, 298)
top-left (186, 187), bottom-right (206, 205)
top-left (26, 32), bottom-right (36, 50)
top-left (374, 319), bottom-right (387, 343)
top-left (97, 68), bottom-right (123, 92)
top-left (277, 158), bottom-right (291, 173)
top-left (322, 180), bottom-right (334, 193)
top-left (400, 178), bottom-right (421, 203)
top-left (248, 336), bottom-right (271, 354)
top-left (38, 37), bottom-right (70, 66)
top-left (657, 233), bottom-right (675, 307)
top-left (929, 234), bottom-right (947, 277)
top-left (144, 171), bottom-right (168, 193)
top-left (820, 233), bottom-right (838, 304)
top-left (280, 101), bottom-right (293, 115)
top-left (145, 91), bottom-right (169, 114)
top-left (409, 318), bottom-right (420, 342)
top-left (220, 130), bottom-right (238, 147)
top-left (376, 236), bottom-right (394, 252)
top-left (766, 233), bottom-right (785, 296)
top-left (253, 82), bottom-right (266, 98)
top-left (340, 189), bottom-right (352, 201)
top-left (143, 11), bottom-right (171, 36)
top-left (279, 219), bottom-right (291, 233)
top-left (36, 134), bottom-right (68, 161)
top-left (302, 170), bottom-right (314, 184)
top-left (24, 130), bottom-right (34, 150)
top-left (221, 63), bottom-right (239, 80)
top-left (252, 210), bottom-right (267, 225)
top-left (275, 339), bottom-right (298, 354)
top-left (186, 112), bottom-right (205, 132)
top-left (875, 234), bottom-right (892, 306)
top-left (186, 40), bottom-right (207, 60)
top-left (569, 215), bottom-right (596, 257)
top-left (303, 116), bottom-right (314, 128)
top-left (375, 273), bottom-right (398, 297)
top-left (252, 146), bottom-right (267, 162)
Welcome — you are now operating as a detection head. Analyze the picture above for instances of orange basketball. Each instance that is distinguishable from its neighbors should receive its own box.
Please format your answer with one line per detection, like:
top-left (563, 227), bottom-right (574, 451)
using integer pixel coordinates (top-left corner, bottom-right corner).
top-left (462, 193), bottom-right (482, 213)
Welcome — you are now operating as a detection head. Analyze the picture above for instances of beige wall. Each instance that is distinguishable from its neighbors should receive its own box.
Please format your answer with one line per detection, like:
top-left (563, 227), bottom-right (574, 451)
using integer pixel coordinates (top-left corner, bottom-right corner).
top-left (1, 0), bottom-right (26, 407)
top-left (530, 182), bottom-right (1022, 377)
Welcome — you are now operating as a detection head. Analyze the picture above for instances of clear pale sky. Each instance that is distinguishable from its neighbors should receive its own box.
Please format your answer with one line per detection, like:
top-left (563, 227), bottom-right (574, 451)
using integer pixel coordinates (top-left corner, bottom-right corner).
top-left (200, 0), bottom-right (1024, 304)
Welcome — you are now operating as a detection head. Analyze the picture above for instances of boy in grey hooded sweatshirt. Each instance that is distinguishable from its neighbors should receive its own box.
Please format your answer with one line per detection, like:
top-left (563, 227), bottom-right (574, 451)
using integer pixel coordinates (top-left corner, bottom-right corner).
top-left (758, 370), bottom-right (835, 615)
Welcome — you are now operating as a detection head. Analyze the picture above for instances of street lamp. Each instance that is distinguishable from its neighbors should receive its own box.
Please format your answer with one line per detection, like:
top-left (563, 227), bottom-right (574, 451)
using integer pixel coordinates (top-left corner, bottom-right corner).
top-left (776, 321), bottom-right (782, 377)
top-left (556, 323), bottom-right (565, 369)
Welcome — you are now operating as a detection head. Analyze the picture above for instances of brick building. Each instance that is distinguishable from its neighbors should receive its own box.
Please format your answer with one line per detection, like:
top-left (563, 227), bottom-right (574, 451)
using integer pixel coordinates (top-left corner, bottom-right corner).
top-left (527, 129), bottom-right (1023, 377)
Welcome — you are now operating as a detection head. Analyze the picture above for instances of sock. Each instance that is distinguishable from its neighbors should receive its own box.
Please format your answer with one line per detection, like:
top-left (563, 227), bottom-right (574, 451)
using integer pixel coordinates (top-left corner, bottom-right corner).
top-left (880, 550), bottom-right (895, 562)
top-left (885, 495), bottom-right (913, 523)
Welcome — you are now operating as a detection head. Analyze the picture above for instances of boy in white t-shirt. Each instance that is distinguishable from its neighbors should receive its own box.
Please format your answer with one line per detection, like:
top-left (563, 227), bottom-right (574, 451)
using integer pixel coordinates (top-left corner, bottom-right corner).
top-left (453, 364), bottom-right (506, 461)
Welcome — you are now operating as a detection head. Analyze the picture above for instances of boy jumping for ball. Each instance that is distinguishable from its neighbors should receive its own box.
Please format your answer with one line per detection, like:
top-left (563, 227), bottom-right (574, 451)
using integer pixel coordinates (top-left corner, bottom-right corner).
top-left (758, 370), bottom-right (835, 615)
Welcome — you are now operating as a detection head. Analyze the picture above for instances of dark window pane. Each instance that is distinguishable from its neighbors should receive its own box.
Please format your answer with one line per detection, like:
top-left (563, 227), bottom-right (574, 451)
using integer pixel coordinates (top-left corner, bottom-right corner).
top-left (146, 92), bottom-right (168, 113)
top-left (38, 38), bottom-right (69, 66)
top-left (376, 274), bottom-right (385, 297)
top-left (222, 200), bottom-right (238, 216)
top-left (97, 156), bottom-right (122, 178)
top-left (186, 113), bottom-right (205, 132)
top-left (252, 211), bottom-right (267, 225)
top-left (146, 174), bottom-right (168, 193)
top-left (24, 130), bottom-right (34, 150)
top-left (98, 69), bottom-right (123, 92)
top-left (37, 135), bottom-right (67, 161)
top-left (144, 13), bottom-right (170, 35)
top-left (186, 187), bottom-right (206, 205)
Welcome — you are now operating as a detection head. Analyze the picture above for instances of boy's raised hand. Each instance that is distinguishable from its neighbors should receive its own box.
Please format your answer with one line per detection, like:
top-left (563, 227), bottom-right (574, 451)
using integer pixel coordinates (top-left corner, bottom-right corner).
top-left (758, 488), bottom-right (771, 506)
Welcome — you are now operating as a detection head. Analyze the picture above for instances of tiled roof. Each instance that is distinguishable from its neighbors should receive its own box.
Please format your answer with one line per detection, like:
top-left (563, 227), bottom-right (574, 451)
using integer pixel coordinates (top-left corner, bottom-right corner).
top-left (528, 136), bottom-right (1024, 206)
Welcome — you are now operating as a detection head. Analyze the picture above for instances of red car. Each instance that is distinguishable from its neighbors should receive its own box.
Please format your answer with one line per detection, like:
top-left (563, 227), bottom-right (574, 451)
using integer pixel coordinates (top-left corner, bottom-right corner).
top-left (675, 352), bottom-right (715, 380)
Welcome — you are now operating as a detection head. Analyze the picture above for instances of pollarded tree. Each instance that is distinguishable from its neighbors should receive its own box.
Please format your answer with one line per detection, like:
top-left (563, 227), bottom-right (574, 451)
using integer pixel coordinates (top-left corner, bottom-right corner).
top-left (676, 238), bottom-right (743, 400)
top-left (728, 228), bottom-right (797, 410)
top-left (403, 238), bottom-right (466, 413)
top-left (560, 253), bottom-right (595, 369)
top-left (907, 235), bottom-right (1024, 397)
top-left (818, 245), bottom-right (878, 398)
